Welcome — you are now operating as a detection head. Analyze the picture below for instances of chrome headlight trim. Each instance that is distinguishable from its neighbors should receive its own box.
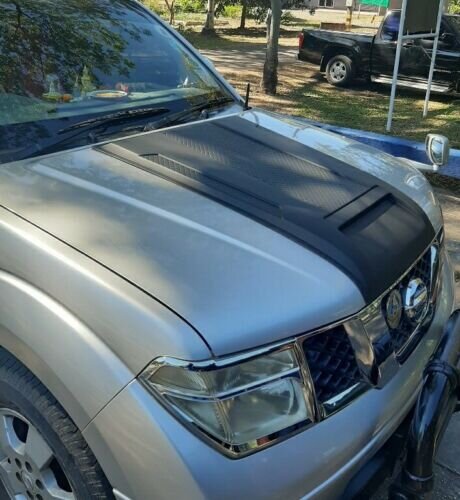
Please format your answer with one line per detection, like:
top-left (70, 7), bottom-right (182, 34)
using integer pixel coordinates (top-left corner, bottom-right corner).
top-left (139, 341), bottom-right (317, 458)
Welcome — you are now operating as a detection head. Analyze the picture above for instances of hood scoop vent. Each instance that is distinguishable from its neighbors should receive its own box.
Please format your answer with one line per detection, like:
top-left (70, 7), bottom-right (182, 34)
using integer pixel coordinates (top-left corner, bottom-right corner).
top-left (142, 152), bottom-right (280, 214)
top-left (98, 115), bottom-right (435, 302)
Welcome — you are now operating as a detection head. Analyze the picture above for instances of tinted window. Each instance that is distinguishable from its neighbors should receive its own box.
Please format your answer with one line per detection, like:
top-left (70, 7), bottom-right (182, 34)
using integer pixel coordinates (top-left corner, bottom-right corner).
top-left (381, 12), bottom-right (401, 41)
top-left (0, 0), bottom-right (232, 162)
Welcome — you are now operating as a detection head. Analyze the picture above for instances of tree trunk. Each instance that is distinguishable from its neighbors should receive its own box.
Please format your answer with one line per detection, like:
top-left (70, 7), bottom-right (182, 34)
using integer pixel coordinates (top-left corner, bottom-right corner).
top-left (240, 0), bottom-right (247, 30)
top-left (165, 0), bottom-right (175, 24)
top-left (262, 0), bottom-right (281, 95)
top-left (203, 0), bottom-right (215, 33)
top-left (266, 10), bottom-right (272, 43)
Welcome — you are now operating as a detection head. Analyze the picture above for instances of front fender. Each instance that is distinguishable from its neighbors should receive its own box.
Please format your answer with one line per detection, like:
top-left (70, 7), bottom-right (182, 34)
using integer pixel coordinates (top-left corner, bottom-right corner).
top-left (0, 271), bottom-right (133, 429)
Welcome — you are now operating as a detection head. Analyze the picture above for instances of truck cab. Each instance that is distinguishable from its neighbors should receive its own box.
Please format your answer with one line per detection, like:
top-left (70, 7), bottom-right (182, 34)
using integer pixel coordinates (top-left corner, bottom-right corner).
top-left (372, 10), bottom-right (460, 91)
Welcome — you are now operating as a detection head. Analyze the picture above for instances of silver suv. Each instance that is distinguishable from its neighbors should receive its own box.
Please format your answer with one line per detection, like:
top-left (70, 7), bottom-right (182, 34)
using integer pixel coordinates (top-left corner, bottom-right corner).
top-left (0, 1), bottom-right (458, 499)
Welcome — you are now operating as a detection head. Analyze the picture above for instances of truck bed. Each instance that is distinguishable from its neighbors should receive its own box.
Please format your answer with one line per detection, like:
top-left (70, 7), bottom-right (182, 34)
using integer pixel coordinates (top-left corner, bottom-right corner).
top-left (298, 28), bottom-right (374, 67)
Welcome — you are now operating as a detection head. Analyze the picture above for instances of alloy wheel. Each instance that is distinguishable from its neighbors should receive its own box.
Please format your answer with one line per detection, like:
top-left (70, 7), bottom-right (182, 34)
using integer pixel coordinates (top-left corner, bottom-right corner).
top-left (0, 408), bottom-right (75, 500)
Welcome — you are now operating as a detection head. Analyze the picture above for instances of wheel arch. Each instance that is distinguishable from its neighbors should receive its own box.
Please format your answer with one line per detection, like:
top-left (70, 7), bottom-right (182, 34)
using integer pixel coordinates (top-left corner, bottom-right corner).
top-left (0, 270), bottom-right (134, 431)
top-left (320, 44), bottom-right (360, 73)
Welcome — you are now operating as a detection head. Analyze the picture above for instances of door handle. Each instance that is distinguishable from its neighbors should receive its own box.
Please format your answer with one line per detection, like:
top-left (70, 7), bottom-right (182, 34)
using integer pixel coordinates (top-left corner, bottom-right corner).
top-left (403, 41), bottom-right (415, 47)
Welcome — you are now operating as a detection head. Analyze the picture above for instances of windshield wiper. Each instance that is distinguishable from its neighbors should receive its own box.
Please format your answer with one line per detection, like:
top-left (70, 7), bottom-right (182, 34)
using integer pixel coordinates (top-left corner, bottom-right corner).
top-left (24, 97), bottom-right (234, 160)
top-left (58, 106), bottom-right (170, 135)
top-left (146, 96), bottom-right (236, 131)
top-left (24, 106), bottom-right (170, 160)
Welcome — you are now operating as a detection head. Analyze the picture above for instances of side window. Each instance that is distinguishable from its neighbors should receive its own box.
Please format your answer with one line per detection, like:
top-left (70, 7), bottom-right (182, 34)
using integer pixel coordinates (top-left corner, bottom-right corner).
top-left (381, 13), bottom-right (401, 42)
top-left (420, 22), bottom-right (455, 49)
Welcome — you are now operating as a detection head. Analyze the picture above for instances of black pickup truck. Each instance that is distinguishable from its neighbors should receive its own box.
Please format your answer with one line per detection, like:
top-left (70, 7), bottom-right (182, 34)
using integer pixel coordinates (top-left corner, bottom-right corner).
top-left (298, 10), bottom-right (460, 93)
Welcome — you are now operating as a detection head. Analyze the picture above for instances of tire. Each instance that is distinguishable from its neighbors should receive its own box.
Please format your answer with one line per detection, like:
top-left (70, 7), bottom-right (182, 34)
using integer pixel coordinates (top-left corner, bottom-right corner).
top-left (0, 348), bottom-right (114, 499)
top-left (325, 55), bottom-right (355, 87)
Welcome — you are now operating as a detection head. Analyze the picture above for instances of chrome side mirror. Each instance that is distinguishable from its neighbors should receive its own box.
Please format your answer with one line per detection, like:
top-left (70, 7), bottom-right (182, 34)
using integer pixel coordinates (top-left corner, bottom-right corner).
top-left (426, 134), bottom-right (450, 171)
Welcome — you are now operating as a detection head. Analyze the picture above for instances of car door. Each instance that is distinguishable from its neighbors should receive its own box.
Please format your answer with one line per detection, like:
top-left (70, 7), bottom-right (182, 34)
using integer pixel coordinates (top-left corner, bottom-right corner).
top-left (405, 19), bottom-right (460, 87)
top-left (371, 11), bottom-right (413, 78)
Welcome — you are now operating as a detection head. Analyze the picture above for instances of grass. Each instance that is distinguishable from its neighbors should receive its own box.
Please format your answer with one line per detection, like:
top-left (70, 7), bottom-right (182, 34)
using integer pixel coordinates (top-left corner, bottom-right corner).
top-left (178, 12), bottom-right (460, 148)
top-left (290, 82), bottom-right (460, 147)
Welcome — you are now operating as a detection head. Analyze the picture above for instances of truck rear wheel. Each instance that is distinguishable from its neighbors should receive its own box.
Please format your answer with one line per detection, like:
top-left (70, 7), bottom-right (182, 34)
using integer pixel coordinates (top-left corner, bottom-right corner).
top-left (326, 55), bottom-right (355, 87)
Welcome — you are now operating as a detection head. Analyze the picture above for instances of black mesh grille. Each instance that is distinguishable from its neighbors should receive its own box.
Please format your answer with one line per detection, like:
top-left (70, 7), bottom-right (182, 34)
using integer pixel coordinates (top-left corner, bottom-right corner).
top-left (302, 327), bottom-right (362, 404)
top-left (387, 246), bottom-right (436, 354)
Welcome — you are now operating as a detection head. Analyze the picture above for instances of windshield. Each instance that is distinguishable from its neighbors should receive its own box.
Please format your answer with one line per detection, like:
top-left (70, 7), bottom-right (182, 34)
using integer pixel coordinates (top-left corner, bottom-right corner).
top-left (0, 0), bottom-right (234, 163)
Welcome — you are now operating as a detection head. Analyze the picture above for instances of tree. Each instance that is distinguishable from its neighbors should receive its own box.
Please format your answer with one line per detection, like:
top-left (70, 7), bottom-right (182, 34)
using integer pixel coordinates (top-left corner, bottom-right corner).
top-left (449, 0), bottom-right (460, 14)
top-left (240, 0), bottom-right (248, 29)
top-left (164, 0), bottom-right (176, 23)
top-left (203, 0), bottom-right (216, 33)
top-left (262, 0), bottom-right (282, 94)
top-left (260, 0), bottom-right (311, 94)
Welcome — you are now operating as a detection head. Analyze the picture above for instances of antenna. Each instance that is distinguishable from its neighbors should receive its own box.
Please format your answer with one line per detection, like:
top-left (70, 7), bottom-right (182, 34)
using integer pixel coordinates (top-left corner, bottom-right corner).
top-left (244, 83), bottom-right (251, 111)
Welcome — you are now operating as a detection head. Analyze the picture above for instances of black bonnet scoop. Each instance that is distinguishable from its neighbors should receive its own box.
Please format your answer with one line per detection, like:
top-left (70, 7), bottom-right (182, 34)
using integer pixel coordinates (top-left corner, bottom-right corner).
top-left (98, 115), bottom-right (435, 303)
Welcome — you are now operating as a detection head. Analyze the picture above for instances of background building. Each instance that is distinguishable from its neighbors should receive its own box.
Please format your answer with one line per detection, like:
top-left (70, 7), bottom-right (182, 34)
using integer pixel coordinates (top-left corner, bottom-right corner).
top-left (311, 0), bottom-right (402, 11)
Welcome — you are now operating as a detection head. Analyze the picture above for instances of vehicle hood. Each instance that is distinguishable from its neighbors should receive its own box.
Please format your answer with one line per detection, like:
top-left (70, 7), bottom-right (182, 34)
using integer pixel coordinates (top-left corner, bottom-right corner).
top-left (0, 110), bottom-right (442, 356)
top-left (248, 110), bottom-right (442, 231)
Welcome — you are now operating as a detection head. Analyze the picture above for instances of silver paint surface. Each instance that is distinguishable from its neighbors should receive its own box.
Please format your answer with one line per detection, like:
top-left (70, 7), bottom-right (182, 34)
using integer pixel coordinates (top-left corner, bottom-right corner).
top-left (0, 209), bottom-right (210, 428)
top-left (0, 3), bottom-right (453, 498)
top-left (0, 136), bottom-right (366, 357)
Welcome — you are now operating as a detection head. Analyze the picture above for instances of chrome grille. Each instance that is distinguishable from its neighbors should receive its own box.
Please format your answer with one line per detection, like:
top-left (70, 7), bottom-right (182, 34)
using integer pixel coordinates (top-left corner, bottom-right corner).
top-left (385, 243), bottom-right (439, 357)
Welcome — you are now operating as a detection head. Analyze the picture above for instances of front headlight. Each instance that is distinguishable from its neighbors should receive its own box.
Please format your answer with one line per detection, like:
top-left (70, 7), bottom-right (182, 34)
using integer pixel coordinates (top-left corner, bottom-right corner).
top-left (139, 345), bottom-right (313, 456)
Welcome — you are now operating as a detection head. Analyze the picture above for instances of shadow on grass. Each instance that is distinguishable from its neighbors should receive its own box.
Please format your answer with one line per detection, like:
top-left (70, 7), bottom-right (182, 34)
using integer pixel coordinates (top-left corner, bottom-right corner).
top-left (184, 25), bottom-right (308, 50)
top-left (285, 79), bottom-right (460, 147)
top-left (184, 30), bottom-right (266, 50)
top-left (219, 26), bottom-right (311, 38)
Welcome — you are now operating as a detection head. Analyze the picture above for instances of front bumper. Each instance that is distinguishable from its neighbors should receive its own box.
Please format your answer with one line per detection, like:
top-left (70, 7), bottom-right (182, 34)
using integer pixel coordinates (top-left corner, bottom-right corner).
top-left (83, 258), bottom-right (456, 500)
top-left (343, 310), bottom-right (460, 500)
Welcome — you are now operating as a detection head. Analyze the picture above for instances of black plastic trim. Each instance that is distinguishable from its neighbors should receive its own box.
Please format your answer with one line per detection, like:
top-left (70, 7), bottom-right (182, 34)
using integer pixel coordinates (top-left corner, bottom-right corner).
top-left (98, 115), bottom-right (435, 302)
top-left (389, 311), bottom-right (460, 499)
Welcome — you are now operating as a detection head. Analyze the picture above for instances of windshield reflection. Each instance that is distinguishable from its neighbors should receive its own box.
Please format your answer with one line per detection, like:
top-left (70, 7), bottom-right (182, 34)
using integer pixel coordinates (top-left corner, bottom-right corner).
top-left (0, 0), bottom-right (232, 162)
